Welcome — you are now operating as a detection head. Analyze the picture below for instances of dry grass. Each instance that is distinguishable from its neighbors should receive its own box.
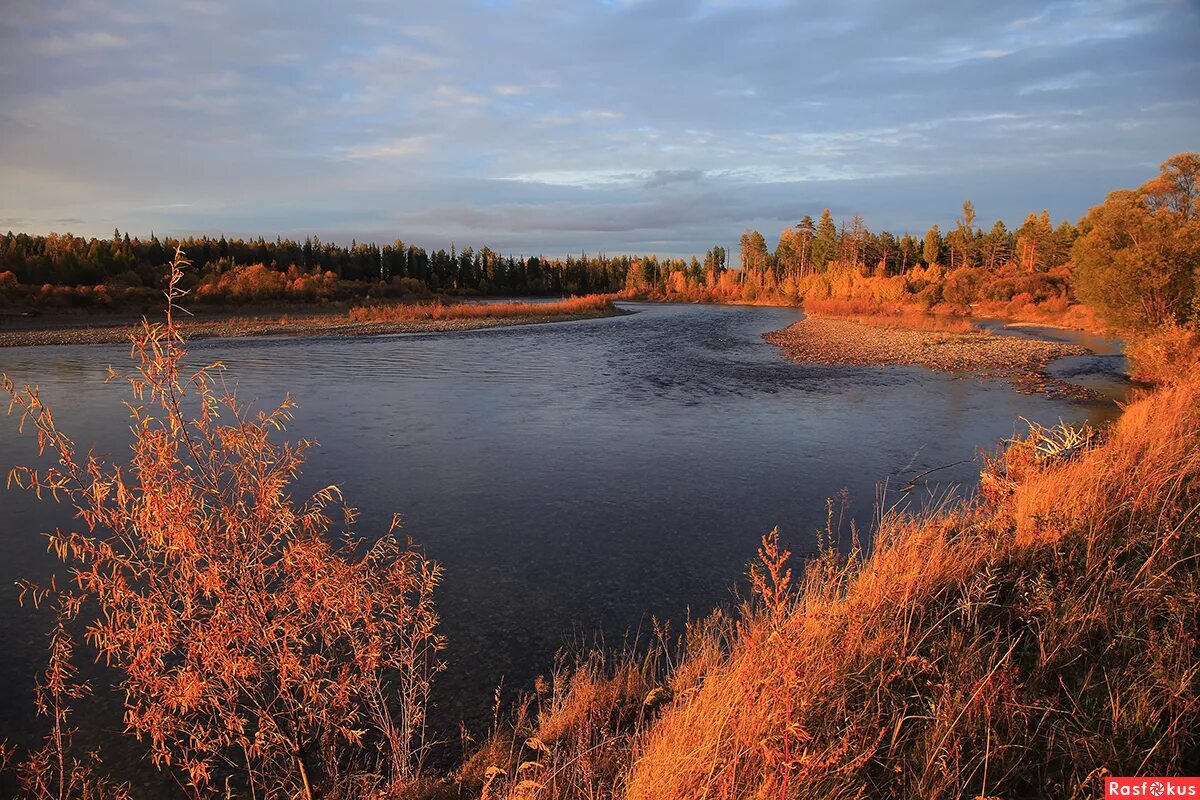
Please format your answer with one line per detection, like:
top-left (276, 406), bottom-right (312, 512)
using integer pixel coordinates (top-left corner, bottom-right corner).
top-left (458, 615), bottom-right (739, 800)
top-left (973, 298), bottom-right (1104, 333)
top-left (348, 295), bottom-right (615, 323)
top-left (1124, 323), bottom-right (1200, 385)
top-left (623, 378), bottom-right (1200, 798)
top-left (458, 377), bottom-right (1200, 799)
top-left (801, 297), bottom-right (977, 333)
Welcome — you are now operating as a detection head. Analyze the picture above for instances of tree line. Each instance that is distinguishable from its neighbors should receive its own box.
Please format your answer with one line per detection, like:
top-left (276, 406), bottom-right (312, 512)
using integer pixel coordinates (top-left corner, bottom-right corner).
top-left (738, 204), bottom-right (1077, 288)
top-left (1, 153), bottom-right (1195, 336)
top-left (0, 209), bottom-right (1077, 302)
top-left (0, 231), bottom-right (669, 301)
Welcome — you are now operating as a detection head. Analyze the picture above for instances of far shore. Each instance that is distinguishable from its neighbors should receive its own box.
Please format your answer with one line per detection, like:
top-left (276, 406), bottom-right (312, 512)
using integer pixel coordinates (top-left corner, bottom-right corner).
top-left (0, 306), bottom-right (626, 348)
top-left (765, 313), bottom-right (1098, 398)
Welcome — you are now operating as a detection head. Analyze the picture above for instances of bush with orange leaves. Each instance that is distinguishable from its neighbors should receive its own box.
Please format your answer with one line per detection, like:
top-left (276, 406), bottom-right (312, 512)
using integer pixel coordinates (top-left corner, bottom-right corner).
top-left (1124, 322), bottom-right (1200, 385)
top-left (2, 249), bottom-right (444, 799)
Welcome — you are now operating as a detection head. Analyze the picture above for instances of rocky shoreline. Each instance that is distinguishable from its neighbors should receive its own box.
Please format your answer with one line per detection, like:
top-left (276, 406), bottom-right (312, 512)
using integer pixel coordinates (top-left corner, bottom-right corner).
top-left (764, 315), bottom-right (1095, 398)
top-left (0, 308), bottom-right (622, 348)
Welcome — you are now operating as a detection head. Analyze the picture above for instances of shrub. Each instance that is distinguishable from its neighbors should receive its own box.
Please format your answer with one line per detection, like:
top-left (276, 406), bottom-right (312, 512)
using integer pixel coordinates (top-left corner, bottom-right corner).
top-left (3, 249), bottom-right (444, 799)
top-left (1125, 322), bottom-right (1200, 384)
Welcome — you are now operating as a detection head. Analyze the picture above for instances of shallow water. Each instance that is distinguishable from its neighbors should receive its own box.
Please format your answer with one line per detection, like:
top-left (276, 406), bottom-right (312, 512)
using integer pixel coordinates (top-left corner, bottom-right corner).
top-left (0, 302), bottom-right (1126, 787)
top-left (975, 318), bottom-right (1130, 398)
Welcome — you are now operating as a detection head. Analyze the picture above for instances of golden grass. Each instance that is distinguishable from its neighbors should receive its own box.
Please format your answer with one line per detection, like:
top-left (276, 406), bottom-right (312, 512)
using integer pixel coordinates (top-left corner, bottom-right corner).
top-left (1124, 323), bottom-right (1200, 385)
top-left (462, 377), bottom-right (1200, 799)
top-left (801, 297), bottom-right (977, 333)
top-left (973, 297), bottom-right (1104, 333)
top-left (624, 378), bottom-right (1200, 798)
top-left (348, 294), bottom-right (615, 323)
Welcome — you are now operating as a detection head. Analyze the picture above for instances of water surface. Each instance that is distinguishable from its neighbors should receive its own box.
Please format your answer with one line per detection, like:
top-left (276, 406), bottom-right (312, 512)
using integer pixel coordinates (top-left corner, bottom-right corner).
top-left (0, 302), bottom-right (1125, 783)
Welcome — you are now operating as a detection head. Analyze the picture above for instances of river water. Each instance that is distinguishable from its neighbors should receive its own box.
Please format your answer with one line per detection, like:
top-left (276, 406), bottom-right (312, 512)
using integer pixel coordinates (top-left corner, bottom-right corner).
top-left (0, 302), bottom-right (1126, 784)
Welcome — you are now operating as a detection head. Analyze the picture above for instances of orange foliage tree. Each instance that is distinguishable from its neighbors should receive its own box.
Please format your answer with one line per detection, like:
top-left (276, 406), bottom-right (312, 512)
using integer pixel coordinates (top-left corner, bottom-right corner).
top-left (3, 249), bottom-right (444, 799)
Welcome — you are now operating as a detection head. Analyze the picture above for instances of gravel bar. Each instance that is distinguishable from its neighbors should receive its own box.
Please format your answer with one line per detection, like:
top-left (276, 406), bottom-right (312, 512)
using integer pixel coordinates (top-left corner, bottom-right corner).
top-left (764, 315), bottom-right (1095, 398)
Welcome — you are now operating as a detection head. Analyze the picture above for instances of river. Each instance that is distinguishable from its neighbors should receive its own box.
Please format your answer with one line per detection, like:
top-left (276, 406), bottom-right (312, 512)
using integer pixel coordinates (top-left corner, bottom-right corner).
top-left (0, 302), bottom-right (1126, 786)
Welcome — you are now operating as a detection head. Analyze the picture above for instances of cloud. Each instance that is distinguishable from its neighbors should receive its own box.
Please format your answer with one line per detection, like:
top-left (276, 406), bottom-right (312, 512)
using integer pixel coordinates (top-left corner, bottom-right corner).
top-left (30, 30), bottom-right (128, 55)
top-left (644, 169), bottom-right (704, 189)
top-left (340, 136), bottom-right (430, 160)
top-left (0, 0), bottom-right (1196, 256)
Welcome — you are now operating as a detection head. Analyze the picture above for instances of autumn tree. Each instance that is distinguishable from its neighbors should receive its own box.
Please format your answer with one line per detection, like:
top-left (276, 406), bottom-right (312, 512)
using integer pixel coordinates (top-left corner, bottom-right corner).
top-left (846, 213), bottom-right (868, 272)
top-left (796, 215), bottom-right (816, 275)
top-left (867, 230), bottom-right (890, 277)
top-left (1144, 151), bottom-right (1200, 217)
top-left (1016, 212), bottom-right (1052, 272)
top-left (702, 245), bottom-right (727, 287)
top-left (739, 229), bottom-right (770, 288)
top-left (897, 233), bottom-right (920, 272)
top-left (982, 219), bottom-right (1011, 269)
top-left (625, 259), bottom-right (648, 292)
top-left (1072, 152), bottom-right (1200, 332)
top-left (775, 228), bottom-right (801, 283)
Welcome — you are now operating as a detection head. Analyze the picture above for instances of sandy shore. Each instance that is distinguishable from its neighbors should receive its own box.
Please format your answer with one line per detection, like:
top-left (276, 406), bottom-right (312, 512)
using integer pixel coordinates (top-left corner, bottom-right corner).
top-left (0, 308), bottom-right (622, 348)
top-left (764, 315), bottom-right (1095, 398)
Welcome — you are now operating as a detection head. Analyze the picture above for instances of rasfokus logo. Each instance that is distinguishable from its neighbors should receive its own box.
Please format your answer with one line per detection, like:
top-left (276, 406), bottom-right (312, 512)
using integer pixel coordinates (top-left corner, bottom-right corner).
top-left (1106, 778), bottom-right (1200, 797)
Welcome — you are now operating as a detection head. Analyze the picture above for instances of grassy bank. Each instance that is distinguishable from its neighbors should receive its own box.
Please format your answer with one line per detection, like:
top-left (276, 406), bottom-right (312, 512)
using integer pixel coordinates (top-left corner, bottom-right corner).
top-left (0, 294), bottom-right (620, 347)
top-left (347, 294), bottom-right (615, 323)
top-left (798, 297), bottom-right (979, 332)
top-left (463, 376), bottom-right (1199, 799)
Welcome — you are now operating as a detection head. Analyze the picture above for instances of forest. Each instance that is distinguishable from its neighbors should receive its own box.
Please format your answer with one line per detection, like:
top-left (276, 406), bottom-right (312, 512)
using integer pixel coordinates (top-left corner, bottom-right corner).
top-left (0, 194), bottom-right (1091, 309)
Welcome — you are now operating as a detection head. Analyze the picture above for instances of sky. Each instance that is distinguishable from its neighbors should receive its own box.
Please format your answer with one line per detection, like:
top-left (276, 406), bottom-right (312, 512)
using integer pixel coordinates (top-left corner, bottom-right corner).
top-left (0, 0), bottom-right (1197, 257)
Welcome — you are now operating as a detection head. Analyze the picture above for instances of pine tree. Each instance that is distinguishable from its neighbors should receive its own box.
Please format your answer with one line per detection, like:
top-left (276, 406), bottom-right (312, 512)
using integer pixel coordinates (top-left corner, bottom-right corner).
top-left (812, 209), bottom-right (837, 272)
top-left (923, 225), bottom-right (942, 267)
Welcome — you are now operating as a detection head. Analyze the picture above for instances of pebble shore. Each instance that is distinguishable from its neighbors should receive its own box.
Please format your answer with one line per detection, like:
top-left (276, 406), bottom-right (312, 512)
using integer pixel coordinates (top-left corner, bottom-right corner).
top-left (764, 315), bottom-right (1095, 398)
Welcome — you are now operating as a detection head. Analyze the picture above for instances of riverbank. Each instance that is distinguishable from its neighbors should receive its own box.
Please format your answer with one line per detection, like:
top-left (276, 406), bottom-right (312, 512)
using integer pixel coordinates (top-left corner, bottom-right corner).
top-left (0, 301), bottom-right (623, 347)
top-left (764, 314), bottom-right (1094, 397)
top-left (456, 375), bottom-right (1200, 800)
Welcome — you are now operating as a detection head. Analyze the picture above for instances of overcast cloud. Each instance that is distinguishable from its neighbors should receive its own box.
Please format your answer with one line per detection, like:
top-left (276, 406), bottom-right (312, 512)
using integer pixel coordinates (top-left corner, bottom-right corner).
top-left (0, 0), bottom-right (1196, 256)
